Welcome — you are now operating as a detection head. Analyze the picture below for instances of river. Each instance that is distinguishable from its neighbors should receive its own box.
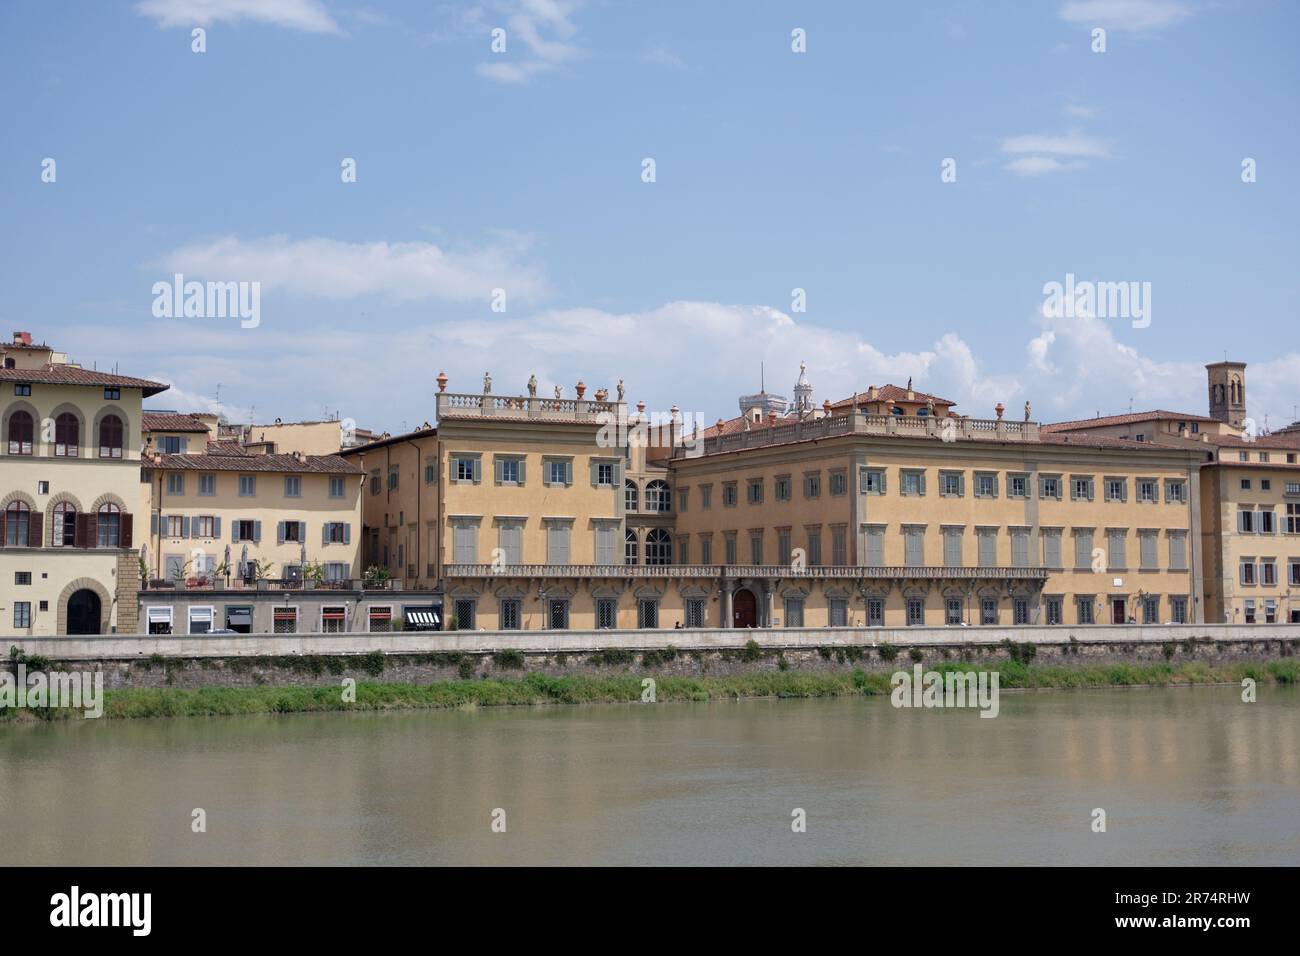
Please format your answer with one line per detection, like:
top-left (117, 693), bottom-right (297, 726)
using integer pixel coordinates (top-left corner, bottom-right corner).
top-left (2, 685), bottom-right (1297, 865)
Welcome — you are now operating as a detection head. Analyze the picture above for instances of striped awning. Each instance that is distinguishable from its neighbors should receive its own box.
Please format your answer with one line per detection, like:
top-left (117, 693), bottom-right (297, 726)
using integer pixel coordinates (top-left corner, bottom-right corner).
top-left (403, 608), bottom-right (441, 629)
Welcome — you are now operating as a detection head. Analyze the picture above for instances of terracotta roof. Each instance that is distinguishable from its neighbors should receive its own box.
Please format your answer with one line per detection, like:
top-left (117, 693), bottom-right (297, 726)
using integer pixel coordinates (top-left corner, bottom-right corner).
top-left (1041, 409), bottom-right (1219, 433)
top-left (0, 365), bottom-right (169, 396)
top-left (829, 384), bottom-right (956, 409)
top-left (339, 426), bottom-right (437, 455)
top-left (1204, 432), bottom-right (1300, 450)
top-left (1036, 431), bottom-right (1188, 451)
top-left (205, 440), bottom-right (250, 456)
top-left (148, 449), bottom-right (363, 475)
top-left (142, 411), bottom-right (211, 433)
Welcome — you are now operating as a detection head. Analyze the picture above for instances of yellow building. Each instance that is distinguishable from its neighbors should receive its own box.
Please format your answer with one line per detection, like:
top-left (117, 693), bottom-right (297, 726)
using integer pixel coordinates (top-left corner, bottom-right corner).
top-left (1, 331), bottom-right (164, 635)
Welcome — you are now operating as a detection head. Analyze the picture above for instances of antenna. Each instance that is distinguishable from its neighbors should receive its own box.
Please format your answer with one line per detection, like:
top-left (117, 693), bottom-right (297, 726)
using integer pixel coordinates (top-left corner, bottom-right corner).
top-left (760, 361), bottom-right (765, 394)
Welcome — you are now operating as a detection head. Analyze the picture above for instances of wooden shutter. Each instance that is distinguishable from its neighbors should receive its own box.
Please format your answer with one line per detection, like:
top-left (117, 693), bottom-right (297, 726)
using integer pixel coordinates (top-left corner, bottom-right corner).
top-left (120, 513), bottom-right (133, 549)
top-left (150, 513), bottom-right (158, 536)
top-left (322, 524), bottom-right (330, 546)
top-left (277, 521), bottom-right (285, 544)
top-left (86, 513), bottom-right (98, 548)
top-left (299, 521), bottom-right (307, 542)
top-left (75, 513), bottom-right (90, 548)
top-left (212, 517), bottom-right (221, 540)
top-left (253, 520), bottom-right (262, 543)
top-left (1012, 532), bottom-right (1029, 567)
top-left (343, 523), bottom-right (351, 545)
top-left (27, 512), bottom-right (43, 548)
top-left (181, 516), bottom-right (191, 538)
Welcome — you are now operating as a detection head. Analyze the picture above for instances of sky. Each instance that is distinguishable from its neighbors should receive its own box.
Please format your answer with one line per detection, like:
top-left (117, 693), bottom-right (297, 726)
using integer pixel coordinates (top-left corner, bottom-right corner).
top-left (2, 0), bottom-right (1298, 434)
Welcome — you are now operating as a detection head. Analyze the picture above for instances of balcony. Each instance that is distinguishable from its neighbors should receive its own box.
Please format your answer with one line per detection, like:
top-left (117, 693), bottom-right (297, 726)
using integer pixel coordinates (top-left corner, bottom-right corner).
top-left (436, 391), bottom-right (622, 423)
top-left (678, 409), bottom-right (1041, 457)
top-left (442, 563), bottom-right (1050, 582)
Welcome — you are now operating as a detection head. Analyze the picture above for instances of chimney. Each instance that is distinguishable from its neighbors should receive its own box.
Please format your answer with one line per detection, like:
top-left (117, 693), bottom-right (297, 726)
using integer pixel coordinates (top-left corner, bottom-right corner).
top-left (13, 331), bottom-right (32, 346)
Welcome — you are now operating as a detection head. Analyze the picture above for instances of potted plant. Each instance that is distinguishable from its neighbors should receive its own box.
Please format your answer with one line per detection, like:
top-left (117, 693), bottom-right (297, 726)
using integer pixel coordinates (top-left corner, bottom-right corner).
top-left (169, 558), bottom-right (192, 589)
top-left (303, 560), bottom-right (325, 590)
top-left (214, 561), bottom-right (232, 589)
top-left (253, 558), bottom-right (275, 590)
top-left (363, 565), bottom-right (391, 590)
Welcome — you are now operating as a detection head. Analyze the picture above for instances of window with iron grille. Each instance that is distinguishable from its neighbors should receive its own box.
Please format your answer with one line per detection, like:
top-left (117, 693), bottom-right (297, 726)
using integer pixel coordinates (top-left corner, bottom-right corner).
top-left (454, 599), bottom-right (476, 630)
top-left (1045, 597), bottom-right (1063, 625)
top-left (368, 607), bottom-right (391, 632)
top-left (500, 599), bottom-right (521, 630)
top-left (946, 599), bottom-right (962, 625)
top-left (548, 599), bottom-right (569, 630)
top-left (685, 598), bottom-right (705, 628)
top-left (321, 606), bottom-right (346, 633)
top-left (980, 599), bottom-right (997, 625)
top-left (1142, 596), bottom-right (1160, 623)
top-left (784, 598), bottom-right (804, 627)
top-left (637, 599), bottom-right (659, 629)
top-left (273, 608), bottom-right (298, 634)
top-left (906, 598), bottom-right (925, 626)
top-left (1013, 598), bottom-right (1029, 625)
top-left (867, 598), bottom-right (884, 627)
top-left (597, 598), bottom-right (618, 629)
top-left (1170, 596), bottom-right (1188, 624)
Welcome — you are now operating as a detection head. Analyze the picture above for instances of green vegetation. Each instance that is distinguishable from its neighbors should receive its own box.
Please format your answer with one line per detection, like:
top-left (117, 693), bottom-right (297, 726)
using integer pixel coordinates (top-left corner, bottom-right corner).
top-left (2, 659), bottom-right (1293, 723)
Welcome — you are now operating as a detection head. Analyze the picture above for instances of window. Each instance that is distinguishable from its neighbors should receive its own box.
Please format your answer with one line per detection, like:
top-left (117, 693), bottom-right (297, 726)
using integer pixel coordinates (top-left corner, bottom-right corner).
top-left (803, 473), bottom-right (821, 499)
top-left (724, 534), bottom-right (737, 565)
top-left (1240, 559), bottom-right (1256, 586)
top-left (861, 468), bottom-right (885, 494)
top-left (1009, 474), bottom-right (1028, 498)
top-left (1011, 529), bottom-right (1030, 568)
top-left (831, 526), bottom-right (846, 566)
top-left (977, 530), bottom-right (997, 568)
top-left (624, 529), bottom-right (638, 565)
top-left (685, 598), bottom-right (706, 628)
top-left (906, 598), bottom-right (925, 626)
top-left (284, 476), bottom-right (301, 497)
top-left (1137, 479), bottom-right (1157, 502)
top-left (1143, 596), bottom-right (1160, 624)
top-left (940, 471), bottom-right (963, 497)
top-left (498, 521), bottom-right (523, 564)
top-left (453, 599), bottom-right (476, 630)
top-left (235, 519), bottom-right (258, 542)
top-left (52, 501), bottom-right (76, 547)
top-left (867, 598), bottom-right (884, 627)
top-left (1045, 597), bottom-right (1063, 625)
top-left (1074, 530), bottom-right (1094, 569)
top-left (1039, 475), bottom-right (1061, 500)
top-left (1288, 503), bottom-right (1300, 534)
top-left (158, 435), bottom-right (187, 454)
top-left (239, 475), bottom-right (256, 497)
top-left (14, 383), bottom-right (31, 395)
top-left (500, 599), bottom-right (521, 630)
top-left (597, 598), bottom-right (618, 629)
top-left (453, 456), bottom-right (478, 483)
top-left (722, 482), bottom-right (738, 507)
top-left (777, 530), bottom-right (791, 565)
top-left (98, 414), bottom-right (124, 458)
top-left (806, 530), bottom-right (821, 566)
top-left (368, 607), bottom-right (392, 632)
top-left (943, 528), bottom-right (962, 567)
top-left (595, 461), bottom-right (615, 487)
top-left (14, 571), bottom-right (31, 585)
top-left (904, 527), bottom-right (924, 566)
top-left (1104, 478), bottom-right (1127, 502)
top-left (1261, 559), bottom-right (1277, 586)
top-left (1240, 478), bottom-right (1252, 490)
top-left (980, 599), bottom-right (998, 625)
top-left (329, 476), bottom-right (345, 498)
top-left (370, 472), bottom-right (381, 495)
top-left (1107, 531), bottom-right (1126, 570)
top-left (199, 473), bottom-right (215, 496)
top-left (1290, 560), bottom-right (1300, 587)
top-left (6, 410), bottom-right (34, 455)
top-left (163, 515), bottom-right (184, 538)
top-left (194, 515), bottom-right (216, 538)
top-left (747, 479), bottom-right (763, 505)
top-left (637, 599), bottom-right (659, 629)
top-left (750, 532), bottom-right (763, 565)
top-left (1261, 478), bottom-right (1272, 490)
top-left (1076, 597), bottom-right (1095, 625)
top-left (784, 598), bottom-right (804, 627)
top-left (645, 480), bottom-right (671, 512)
top-left (1013, 599), bottom-right (1029, 625)
top-left (829, 472), bottom-right (846, 496)
top-left (700, 484), bottom-right (712, 509)
top-left (14, 602), bottom-right (32, 629)
top-left (1139, 531), bottom-right (1158, 570)
top-left (319, 606), bottom-right (347, 634)
top-left (945, 599), bottom-right (963, 626)
top-left (272, 607), bottom-right (297, 634)
top-left (975, 473), bottom-right (998, 498)
top-left (166, 473), bottom-right (185, 496)
top-left (547, 599), bottom-right (568, 630)
top-left (281, 520), bottom-right (302, 543)
top-left (1238, 508), bottom-right (1255, 533)
top-left (829, 599), bottom-right (847, 627)
top-left (54, 412), bottom-right (79, 456)
top-left (901, 470), bottom-right (925, 496)
top-left (1042, 531), bottom-right (1062, 568)
top-left (645, 528), bottom-right (672, 565)
top-left (624, 480), bottom-right (638, 511)
top-left (1166, 480), bottom-right (1186, 504)
top-left (774, 476), bottom-right (791, 501)
top-left (1259, 509), bottom-right (1276, 534)
top-left (677, 489), bottom-right (688, 512)
top-left (387, 467), bottom-right (399, 491)
top-left (97, 503), bottom-right (122, 547)
top-left (864, 526), bottom-right (885, 566)
top-left (700, 536), bottom-right (712, 565)
top-left (1072, 476), bottom-right (1094, 501)
top-left (544, 458), bottom-right (572, 486)
top-left (1244, 599), bottom-right (1256, 624)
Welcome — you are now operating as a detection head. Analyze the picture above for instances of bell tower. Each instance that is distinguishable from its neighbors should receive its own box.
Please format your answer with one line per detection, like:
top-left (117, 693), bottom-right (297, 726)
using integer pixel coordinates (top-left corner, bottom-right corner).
top-left (1206, 360), bottom-right (1247, 428)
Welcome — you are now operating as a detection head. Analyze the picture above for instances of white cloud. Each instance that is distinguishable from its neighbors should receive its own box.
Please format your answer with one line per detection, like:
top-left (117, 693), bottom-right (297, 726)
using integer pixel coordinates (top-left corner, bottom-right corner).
top-left (135, 0), bottom-right (339, 33)
top-left (1001, 130), bottom-right (1111, 176)
top-left (1063, 104), bottom-right (1097, 118)
top-left (1059, 0), bottom-right (1193, 32)
top-left (154, 234), bottom-right (549, 303)
top-left (475, 0), bottom-right (585, 84)
top-left (643, 46), bottom-right (687, 70)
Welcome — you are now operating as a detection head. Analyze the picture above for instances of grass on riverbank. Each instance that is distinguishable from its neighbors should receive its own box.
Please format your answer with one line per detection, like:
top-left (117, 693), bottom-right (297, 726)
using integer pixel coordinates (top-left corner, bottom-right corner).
top-left (1, 658), bottom-right (1297, 722)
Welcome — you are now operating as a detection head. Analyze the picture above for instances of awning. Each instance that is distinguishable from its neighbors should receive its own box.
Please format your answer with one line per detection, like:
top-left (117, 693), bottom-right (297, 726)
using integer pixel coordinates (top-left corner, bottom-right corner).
top-left (273, 608), bottom-right (297, 621)
top-left (322, 607), bottom-right (346, 621)
top-left (403, 607), bottom-right (442, 629)
top-left (369, 608), bottom-right (392, 620)
top-left (147, 607), bottom-right (172, 623)
top-left (189, 608), bottom-right (213, 622)
top-left (227, 608), bottom-right (252, 625)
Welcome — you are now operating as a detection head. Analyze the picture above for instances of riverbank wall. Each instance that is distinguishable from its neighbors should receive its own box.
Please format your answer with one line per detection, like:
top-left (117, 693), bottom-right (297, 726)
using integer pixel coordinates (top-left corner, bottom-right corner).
top-left (5, 625), bottom-right (1299, 691)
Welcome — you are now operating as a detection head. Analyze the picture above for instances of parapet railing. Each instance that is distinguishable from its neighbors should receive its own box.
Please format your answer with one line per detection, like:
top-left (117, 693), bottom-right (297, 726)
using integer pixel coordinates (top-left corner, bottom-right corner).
top-left (436, 391), bottom-right (623, 422)
top-left (443, 564), bottom-right (1050, 581)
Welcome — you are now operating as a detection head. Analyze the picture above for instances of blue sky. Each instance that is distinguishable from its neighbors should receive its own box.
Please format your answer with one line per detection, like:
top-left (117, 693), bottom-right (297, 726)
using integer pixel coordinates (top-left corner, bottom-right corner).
top-left (2, 0), bottom-right (1298, 433)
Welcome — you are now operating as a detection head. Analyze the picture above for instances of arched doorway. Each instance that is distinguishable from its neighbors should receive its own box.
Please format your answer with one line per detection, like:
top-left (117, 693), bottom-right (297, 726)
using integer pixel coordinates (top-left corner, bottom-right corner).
top-left (733, 588), bottom-right (758, 628)
top-left (67, 589), bottom-right (102, 635)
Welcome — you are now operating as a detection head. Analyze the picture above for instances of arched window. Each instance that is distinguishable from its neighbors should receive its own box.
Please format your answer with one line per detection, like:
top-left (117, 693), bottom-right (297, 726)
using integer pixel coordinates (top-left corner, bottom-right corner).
top-left (7, 410), bottom-right (34, 455)
top-left (97, 502), bottom-right (121, 547)
top-left (917, 407), bottom-right (929, 417)
top-left (98, 414), bottom-right (124, 458)
top-left (645, 528), bottom-right (672, 565)
top-left (891, 406), bottom-right (905, 416)
top-left (55, 413), bottom-right (80, 457)
top-left (624, 529), bottom-right (638, 565)
top-left (52, 501), bottom-right (77, 547)
top-left (4, 501), bottom-right (31, 547)
top-left (645, 479), bottom-right (671, 513)
top-left (624, 479), bottom-right (638, 512)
